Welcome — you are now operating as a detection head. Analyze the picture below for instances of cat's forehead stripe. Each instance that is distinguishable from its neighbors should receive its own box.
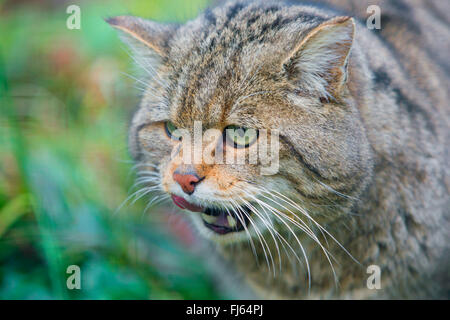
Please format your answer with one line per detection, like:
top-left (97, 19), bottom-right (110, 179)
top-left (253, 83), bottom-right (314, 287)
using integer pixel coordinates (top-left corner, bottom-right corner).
top-left (165, 1), bottom-right (325, 127)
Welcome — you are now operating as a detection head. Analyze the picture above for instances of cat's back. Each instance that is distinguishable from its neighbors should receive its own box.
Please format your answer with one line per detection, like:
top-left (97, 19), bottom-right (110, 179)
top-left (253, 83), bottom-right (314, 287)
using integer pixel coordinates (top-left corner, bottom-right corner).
top-left (311, 0), bottom-right (450, 124)
top-left (316, 0), bottom-right (450, 298)
top-left (286, 0), bottom-right (450, 298)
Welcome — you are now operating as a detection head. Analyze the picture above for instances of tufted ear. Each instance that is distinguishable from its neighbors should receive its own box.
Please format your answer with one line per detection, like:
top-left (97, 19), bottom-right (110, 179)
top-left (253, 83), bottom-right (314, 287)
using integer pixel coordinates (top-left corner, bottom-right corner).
top-left (282, 16), bottom-right (355, 100)
top-left (106, 15), bottom-right (177, 67)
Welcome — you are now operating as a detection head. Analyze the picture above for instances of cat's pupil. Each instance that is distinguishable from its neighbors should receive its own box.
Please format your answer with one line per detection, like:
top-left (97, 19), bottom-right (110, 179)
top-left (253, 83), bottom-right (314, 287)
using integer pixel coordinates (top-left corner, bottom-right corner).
top-left (236, 128), bottom-right (245, 137)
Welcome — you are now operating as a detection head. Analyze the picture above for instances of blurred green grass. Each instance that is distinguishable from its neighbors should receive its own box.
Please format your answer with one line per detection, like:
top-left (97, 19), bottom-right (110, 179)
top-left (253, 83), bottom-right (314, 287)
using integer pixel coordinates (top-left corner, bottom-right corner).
top-left (0, 0), bottom-right (228, 299)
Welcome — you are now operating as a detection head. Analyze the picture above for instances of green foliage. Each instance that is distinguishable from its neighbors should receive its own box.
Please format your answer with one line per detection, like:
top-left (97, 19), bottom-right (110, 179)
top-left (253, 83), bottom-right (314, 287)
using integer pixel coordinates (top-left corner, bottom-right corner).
top-left (0, 0), bottom-right (225, 300)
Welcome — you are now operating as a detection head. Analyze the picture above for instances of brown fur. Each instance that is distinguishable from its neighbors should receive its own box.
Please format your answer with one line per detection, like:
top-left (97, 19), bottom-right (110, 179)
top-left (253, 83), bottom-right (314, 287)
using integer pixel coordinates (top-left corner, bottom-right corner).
top-left (108, 0), bottom-right (450, 299)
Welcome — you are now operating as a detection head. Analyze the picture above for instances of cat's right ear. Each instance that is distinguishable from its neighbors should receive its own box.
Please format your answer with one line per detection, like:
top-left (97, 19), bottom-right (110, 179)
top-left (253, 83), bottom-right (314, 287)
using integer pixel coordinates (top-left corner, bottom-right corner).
top-left (106, 16), bottom-right (177, 63)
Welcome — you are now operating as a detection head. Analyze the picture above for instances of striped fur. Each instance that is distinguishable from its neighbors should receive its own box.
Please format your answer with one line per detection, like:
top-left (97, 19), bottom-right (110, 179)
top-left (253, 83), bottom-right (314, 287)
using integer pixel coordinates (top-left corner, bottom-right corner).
top-left (108, 0), bottom-right (449, 299)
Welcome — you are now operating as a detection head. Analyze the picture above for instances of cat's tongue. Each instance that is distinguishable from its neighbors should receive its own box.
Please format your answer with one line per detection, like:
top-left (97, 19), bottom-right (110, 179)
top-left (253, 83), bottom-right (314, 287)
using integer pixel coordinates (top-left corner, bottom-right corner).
top-left (171, 195), bottom-right (204, 212)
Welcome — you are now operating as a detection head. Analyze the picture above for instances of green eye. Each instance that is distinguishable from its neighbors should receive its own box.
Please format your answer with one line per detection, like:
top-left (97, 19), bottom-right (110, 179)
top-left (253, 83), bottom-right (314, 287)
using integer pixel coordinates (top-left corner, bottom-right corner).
top-left (165, 121), bottom-right (182, 141)
top-left (225, 125), bottom-right (258, 148)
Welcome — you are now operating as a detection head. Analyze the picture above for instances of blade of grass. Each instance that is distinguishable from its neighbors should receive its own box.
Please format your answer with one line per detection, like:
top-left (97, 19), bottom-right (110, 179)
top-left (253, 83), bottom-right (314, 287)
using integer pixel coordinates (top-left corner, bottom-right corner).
top-left (0, 193), bottom-right (31, 238)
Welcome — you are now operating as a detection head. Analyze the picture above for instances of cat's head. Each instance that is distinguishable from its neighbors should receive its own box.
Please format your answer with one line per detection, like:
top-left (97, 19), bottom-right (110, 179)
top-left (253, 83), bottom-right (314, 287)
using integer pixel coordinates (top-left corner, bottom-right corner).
top-left (108, 1), bottom-right (373, 244)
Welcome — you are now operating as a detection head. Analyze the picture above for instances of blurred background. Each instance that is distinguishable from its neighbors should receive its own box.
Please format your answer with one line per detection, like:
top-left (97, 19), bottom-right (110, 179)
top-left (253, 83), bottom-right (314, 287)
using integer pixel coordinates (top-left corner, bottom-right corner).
top-left (0, 0), bottom-right (236, 299)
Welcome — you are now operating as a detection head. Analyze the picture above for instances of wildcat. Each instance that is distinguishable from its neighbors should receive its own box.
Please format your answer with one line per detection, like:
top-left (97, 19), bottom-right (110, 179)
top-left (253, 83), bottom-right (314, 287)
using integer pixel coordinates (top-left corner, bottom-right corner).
top-left (107, 0), bottom-right (449, 299)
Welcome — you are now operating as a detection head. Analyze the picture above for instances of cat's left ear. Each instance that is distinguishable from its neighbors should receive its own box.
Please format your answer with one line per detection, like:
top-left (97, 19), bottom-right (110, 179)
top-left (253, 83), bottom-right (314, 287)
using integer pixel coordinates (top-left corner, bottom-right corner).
top-left (106, 15), bottom-right (177, 64)
top-left (282, 16), bottom-right (355, 100)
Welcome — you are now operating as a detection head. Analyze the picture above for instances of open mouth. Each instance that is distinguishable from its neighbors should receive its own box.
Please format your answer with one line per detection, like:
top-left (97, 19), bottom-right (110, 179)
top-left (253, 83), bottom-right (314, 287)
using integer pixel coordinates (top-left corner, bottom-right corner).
top-left (171, 195), bottom-right (251, 235)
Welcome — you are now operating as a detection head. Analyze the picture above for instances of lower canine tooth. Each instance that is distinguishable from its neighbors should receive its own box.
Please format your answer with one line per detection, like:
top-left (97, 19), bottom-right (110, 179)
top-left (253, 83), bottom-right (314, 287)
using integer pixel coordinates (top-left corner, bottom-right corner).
top-left (202, 213), bottom-right (217, 224)
top-left (227, 215), bottom-right (237, 228)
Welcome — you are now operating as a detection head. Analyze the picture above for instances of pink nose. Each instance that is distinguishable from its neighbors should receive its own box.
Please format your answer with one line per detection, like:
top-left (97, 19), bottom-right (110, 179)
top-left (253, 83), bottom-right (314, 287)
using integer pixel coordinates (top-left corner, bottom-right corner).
top-left (173, 172), bottom-right (201, 195)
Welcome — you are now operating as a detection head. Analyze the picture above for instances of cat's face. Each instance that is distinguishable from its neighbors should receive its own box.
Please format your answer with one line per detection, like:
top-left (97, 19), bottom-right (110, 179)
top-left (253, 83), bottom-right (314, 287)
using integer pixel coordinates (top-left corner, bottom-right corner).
top-left (109, 1), bottom-right (373, 244)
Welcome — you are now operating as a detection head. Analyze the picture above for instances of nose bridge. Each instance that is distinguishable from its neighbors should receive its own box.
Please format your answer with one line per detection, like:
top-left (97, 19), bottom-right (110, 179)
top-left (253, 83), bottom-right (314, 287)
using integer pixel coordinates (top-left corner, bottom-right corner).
top-left (170, 124), bottom-right (222, 195)
top-left (173, 164), bottom-right (198, 176)
top-left (174, 126), bottom-right (221, 169)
